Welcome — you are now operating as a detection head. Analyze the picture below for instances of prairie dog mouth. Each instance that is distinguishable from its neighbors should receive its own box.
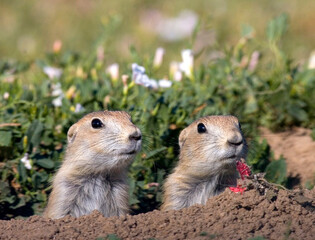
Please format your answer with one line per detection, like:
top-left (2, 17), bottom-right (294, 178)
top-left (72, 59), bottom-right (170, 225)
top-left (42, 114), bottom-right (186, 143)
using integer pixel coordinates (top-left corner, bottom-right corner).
top-left (125, 150), bottom-right (137, 155)
top-left (123, 144), bottom-right (141, 155)
top-left (121, 139), bottom-right (142, 155)
top-left (221, 155), bottom-right (239, 164)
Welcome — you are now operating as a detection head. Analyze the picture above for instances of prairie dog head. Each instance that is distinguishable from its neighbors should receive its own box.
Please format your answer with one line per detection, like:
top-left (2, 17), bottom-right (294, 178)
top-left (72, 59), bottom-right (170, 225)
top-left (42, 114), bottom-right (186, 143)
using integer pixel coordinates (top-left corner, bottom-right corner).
top-left (65, 111), bottom-right (142, 172)
top-left (178, 115), bottom-right (247, 176)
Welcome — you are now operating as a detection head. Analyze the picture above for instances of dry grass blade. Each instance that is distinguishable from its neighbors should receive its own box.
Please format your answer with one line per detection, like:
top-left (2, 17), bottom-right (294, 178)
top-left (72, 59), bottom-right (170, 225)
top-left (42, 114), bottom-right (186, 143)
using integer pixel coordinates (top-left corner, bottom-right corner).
top-left (0, 123), bottom-right (21, 128)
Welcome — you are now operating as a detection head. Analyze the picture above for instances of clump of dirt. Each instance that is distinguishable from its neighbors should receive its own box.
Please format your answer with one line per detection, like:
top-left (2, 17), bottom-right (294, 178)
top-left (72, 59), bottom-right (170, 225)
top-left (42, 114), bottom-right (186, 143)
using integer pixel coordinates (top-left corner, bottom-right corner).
top-left (0, 178), bottom-right (314, 240)
top-left (260, 127), bottom-right (315, 185)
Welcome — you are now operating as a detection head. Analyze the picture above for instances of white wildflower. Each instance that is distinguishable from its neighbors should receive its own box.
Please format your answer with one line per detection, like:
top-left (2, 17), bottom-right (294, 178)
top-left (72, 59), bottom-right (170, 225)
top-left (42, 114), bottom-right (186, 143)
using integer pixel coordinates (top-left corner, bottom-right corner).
top-left (158, 79), bottom-right (172, 88)
top-left (131, 63), bottom-right (145, 85)
top-left (180, 49), bottom-right (194, 78)
top-left (132, 63), bottom-right (145, 76)
top-left (3, 92), bottom-right (9, 100)
top-left (52, 97), bottom-right (63, 107)
top-left (148, 79), bottom-right (159, 89)
top-left (170, 61), bottom-right (183, 82)
top-left (132, 63), bottom-right (158, 89)
top-left (308, 51), bottom-right (315, 69)
top-left (51, 83), bottom-right (63, 96)
top-left (51, 83), bottom-right (64, 107)
top-left (140, 75), bottom-right (159, 89)
top-left (20, 153), bottom-right (31, 170)
top-left (174, 71), bottom-right (183, 82)
top-left (106, 63), bottom-right (119, 81)
top-left (74, 103), bottom-right (85, 113)
top-left (153, 47), bottom-right (165, 68)
top-left (132, 63), bottom-right (173, 89)
top-left (43, 66), bottom-right (62, 80)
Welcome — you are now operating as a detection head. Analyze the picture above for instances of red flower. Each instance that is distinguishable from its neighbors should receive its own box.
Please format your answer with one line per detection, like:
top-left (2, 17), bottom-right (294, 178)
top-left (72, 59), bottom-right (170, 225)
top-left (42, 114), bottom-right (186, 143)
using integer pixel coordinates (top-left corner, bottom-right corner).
top-left (236, 160), bottom-right (251, 180)
top-left (229, 160), bottom-right (251, 194)
top-left (229, 185), bottom-right (246, 194)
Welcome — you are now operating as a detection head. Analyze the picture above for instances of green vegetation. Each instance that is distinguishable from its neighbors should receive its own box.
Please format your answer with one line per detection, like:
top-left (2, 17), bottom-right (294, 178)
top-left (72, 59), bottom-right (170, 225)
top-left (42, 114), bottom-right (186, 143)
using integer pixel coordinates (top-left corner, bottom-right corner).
top-left (200, 231), bottom-right (217, 239)
top-left (248, 237), bottom-right (266, 240)
top-left (0, 13), bottom-right (315, 219)
top-left (95, 235), bottom-right (121, 240)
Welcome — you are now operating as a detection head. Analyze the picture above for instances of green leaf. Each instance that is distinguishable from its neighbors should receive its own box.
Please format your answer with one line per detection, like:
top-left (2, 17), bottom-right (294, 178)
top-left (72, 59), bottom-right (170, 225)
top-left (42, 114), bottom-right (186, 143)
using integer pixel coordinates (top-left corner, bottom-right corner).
top-left (145, 147), bottom-right (167, 159)
top-left (0, 182), bottom-right (11, 201)
top-left (36, 192), bottom-right (46, 201)
top-left (246, 138), bottom-right (270, 173)
top-left (266, 13), bottom-right (289, 42)
top-left (248, 237), bottom-right (267, 240)
top-left (32, 173), bottom-right (42, 189)
top-left (136, 181), bottom-right (145, 188)
top-left (157, 169), bottom-right (165, 185)
top-left (36, 158), bottom-right (55, 169)
top-left (18, 162), bottom-right (27, 183)
top-left (128, 178), bottom-right (140, 205)
top-left (0, 130), bottom-right (12, 147)
top-left (27, 120), bottom-right (44, 149)
top-left (37, 171), bottom-right (49, 182)
top-left (265, 158), bottom-right (287, 184)
top-left (106, 234), bottom-right (121, 240)
top-left (287, 104), bottom-right (308, 122)
top-left (10, 196), bottom-right (26, 209)
top-left (5, 195), bottom-right (16, 204)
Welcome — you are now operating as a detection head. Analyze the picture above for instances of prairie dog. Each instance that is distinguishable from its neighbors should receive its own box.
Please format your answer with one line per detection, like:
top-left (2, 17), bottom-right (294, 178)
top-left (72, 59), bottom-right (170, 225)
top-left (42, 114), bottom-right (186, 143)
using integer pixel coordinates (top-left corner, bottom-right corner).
top-left (161, 115), bottom-right (247, 211)
top-left (44, 111), bottom-right (142, 219)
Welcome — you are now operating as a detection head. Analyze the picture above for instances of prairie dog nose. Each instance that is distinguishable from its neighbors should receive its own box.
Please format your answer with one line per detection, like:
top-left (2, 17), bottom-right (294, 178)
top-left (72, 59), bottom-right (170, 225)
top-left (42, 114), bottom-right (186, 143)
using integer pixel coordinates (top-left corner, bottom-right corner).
top-left (129, 131), bottom-right (142, 141)
top-left (227, 131), bottom-right (243, 146)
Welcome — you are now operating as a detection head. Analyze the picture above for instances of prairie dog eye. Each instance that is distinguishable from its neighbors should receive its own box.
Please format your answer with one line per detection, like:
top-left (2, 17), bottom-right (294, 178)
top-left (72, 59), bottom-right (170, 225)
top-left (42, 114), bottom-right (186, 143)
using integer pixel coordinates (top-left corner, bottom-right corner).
top-left (197, 123), bottom-right (207, 134)
top-left (238, 122), bottom-right (242, 130)
top-left (91, 118), bottom-right (104, 129)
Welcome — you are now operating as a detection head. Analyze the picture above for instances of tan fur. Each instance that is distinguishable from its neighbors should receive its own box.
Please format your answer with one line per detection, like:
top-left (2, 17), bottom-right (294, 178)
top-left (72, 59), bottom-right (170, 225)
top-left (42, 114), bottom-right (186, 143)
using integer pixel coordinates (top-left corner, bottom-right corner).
top-left (44, 111), bottom-right (142, 219)
top-left (161, 115), bottom-right (247, 211)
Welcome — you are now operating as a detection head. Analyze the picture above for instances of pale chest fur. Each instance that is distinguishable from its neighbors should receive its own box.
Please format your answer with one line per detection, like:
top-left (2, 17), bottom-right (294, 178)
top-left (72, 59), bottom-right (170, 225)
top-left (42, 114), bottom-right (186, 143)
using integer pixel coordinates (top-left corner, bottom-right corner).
top-left (163, 172), bottom-right (237, 210)
top-left (45, 172), bottom-right (129, 218)
top-left (69, 175), bottom-right (129, 217)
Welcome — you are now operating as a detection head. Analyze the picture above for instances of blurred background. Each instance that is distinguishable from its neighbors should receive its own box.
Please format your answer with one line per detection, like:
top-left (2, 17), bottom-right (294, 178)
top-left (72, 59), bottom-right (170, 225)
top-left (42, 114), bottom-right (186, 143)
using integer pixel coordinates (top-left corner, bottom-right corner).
top-left (1, 0), bottom-right (314, 62)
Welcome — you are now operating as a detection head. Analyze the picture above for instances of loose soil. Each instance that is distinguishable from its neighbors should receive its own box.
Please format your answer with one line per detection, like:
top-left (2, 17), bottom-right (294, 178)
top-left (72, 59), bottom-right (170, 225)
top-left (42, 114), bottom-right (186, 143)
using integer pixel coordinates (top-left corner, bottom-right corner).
top-left (260, 127), bottom-right (315, 186)
top-left (0, 178), bottom-right (314, 240)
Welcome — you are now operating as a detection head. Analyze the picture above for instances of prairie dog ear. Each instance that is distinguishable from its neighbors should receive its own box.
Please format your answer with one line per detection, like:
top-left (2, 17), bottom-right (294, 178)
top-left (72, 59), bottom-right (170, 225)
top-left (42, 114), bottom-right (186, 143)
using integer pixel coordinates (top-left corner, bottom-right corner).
top-left (179, 128), bottom-right (188, 149)
top-left (67, 123), bottom-right (78, 143)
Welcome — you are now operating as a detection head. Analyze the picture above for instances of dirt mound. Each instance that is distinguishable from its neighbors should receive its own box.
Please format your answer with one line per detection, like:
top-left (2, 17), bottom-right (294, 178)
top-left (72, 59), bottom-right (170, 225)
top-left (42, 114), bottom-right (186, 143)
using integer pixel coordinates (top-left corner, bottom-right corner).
top-left (260, 127), bottom-right (315, 185)
top-left (1, 179), bottom-right (314, 240)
